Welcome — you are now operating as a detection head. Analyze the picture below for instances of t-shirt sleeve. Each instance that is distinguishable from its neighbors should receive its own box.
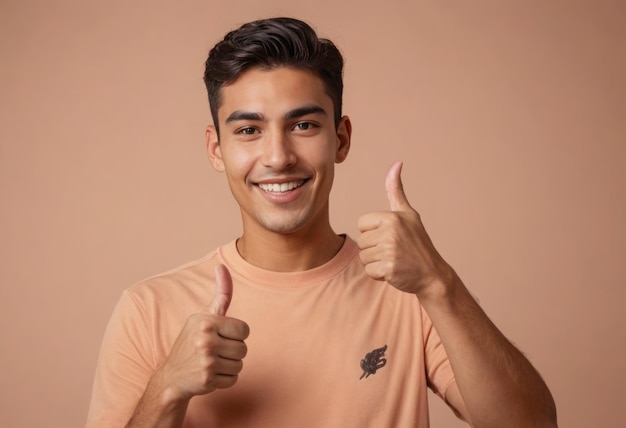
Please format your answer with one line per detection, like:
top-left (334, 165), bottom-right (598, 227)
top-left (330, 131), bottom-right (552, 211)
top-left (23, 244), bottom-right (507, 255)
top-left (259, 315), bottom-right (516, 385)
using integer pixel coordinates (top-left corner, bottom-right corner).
top-left (85, 291), bottom-right (156, 427)
top-left (421, 305), bottom-right (457, 401)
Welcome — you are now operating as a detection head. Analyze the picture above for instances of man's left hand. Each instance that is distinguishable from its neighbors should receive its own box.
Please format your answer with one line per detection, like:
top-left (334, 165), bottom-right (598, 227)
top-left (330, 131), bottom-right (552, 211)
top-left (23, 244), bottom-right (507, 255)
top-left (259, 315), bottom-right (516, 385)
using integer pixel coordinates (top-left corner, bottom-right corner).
top-left (357, 161), bottom-right (453, 297)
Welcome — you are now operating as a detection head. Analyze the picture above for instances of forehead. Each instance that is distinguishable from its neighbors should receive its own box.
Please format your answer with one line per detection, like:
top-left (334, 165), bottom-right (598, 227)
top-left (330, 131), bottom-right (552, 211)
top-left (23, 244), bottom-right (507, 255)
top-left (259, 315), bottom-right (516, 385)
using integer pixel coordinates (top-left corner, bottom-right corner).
top-left (218, 67), bottom-right (333, 121)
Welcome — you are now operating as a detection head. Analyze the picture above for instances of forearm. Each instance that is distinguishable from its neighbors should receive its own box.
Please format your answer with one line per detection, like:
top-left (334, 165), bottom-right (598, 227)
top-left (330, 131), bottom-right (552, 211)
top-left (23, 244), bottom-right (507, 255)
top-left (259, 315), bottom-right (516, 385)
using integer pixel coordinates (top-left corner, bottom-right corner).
top-left (125, 372), bottom-right (190, 428)
top-left (419, 269), bottom-right (557, 428)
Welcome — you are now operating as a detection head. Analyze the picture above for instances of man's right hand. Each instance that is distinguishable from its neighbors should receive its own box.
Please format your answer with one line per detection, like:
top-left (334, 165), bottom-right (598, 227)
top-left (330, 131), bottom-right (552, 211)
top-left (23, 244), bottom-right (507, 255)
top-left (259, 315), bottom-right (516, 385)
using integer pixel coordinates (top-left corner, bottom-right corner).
top-left (156, 263), bottom-right (250, 401)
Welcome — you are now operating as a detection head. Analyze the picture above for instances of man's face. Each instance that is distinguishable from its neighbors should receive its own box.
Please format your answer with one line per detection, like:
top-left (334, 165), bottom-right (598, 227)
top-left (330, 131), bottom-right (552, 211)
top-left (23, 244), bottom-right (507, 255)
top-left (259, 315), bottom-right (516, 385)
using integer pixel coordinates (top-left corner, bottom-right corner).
top-left (207, 67), bottom-right (351, 237)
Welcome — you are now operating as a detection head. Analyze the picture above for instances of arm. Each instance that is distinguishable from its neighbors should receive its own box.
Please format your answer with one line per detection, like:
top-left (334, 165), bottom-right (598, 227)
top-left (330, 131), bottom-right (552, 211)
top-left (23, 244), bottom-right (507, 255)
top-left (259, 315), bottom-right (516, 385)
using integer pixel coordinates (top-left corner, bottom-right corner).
top-left (126, 265), bottom-right (249, 428)
top-left (421, 269), bottom-right (556, 427)
top-left (86, 264), bottom-right (249, 428)
top-left (125, 375), bottom-right (189, 428)
top-left (125, 265), bottom-right (249, 428)
top-left (357, 161), bottom-right (557, 428)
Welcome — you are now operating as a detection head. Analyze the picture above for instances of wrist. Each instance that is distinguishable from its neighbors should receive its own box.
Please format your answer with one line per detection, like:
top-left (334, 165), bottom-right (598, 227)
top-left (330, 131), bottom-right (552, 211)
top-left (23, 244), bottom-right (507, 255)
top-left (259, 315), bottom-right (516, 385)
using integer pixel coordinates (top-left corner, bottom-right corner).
top-left (416, 265), bottom-right (464, 306)
top-left (159, 386), bottom-right (191, 411)
top-left (149, 369), bottom-right (191, 410)
top-left (126, 369), bottom-right (190, 428)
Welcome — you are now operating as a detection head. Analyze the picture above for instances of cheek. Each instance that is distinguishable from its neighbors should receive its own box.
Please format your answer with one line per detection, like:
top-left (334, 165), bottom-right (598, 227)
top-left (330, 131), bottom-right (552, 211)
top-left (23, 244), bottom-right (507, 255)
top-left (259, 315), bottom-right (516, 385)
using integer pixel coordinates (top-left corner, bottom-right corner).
top-left (222, 146), bottom-right (257, 182)
top-left (300, 136), bottom-right (338, 166)
top-left (305, 147), bottom-right (336, 185)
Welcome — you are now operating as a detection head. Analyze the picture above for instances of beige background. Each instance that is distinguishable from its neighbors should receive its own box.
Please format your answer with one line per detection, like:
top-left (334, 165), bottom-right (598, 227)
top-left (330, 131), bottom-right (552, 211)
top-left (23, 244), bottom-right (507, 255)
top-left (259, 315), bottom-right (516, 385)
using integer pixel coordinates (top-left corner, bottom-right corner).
top-left (1, 1), bottom-right (625, 427)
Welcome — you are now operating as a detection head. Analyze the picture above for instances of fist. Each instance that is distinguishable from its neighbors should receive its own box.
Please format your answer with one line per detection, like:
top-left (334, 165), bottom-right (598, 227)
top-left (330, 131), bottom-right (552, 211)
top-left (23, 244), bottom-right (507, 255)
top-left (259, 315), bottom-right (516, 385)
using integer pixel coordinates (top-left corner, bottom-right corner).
top-left (158, 264), bottom-right (250, 400)
top-left (357, 161), bottom-right (451, 296)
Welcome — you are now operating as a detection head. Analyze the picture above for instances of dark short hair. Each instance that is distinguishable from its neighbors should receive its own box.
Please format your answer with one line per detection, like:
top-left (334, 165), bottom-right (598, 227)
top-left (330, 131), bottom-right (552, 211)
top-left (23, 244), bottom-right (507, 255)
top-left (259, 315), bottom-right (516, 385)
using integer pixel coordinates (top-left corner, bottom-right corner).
top-left (203, 17), bottom-right (344, 134)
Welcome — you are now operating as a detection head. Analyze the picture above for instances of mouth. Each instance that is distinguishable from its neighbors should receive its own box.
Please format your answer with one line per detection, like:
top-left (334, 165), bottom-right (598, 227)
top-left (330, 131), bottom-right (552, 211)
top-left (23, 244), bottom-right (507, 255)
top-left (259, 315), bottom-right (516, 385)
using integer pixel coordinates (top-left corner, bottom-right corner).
top-left (257, 179), bottom-right (307, 194)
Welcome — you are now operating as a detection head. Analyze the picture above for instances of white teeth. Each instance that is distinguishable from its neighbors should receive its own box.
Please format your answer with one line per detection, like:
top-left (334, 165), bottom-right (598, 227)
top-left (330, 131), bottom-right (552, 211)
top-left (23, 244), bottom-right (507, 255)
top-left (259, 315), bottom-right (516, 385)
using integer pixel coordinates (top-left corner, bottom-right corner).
top-left (258, 181), bottom-right (304, 193)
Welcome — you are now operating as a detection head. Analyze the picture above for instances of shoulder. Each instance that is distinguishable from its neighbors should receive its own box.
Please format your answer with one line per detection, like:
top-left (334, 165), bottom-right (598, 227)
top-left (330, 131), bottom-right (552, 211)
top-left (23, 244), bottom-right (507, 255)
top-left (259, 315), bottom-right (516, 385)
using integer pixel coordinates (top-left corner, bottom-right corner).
top-left (124, 242), bottom-right (234, 308)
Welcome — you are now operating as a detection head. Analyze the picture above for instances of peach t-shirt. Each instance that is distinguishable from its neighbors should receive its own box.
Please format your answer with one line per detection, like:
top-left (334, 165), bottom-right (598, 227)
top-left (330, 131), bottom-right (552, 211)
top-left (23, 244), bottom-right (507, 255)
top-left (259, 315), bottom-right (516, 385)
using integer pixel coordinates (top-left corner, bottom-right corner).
top-left (86, 237), bottom-right (456, 427)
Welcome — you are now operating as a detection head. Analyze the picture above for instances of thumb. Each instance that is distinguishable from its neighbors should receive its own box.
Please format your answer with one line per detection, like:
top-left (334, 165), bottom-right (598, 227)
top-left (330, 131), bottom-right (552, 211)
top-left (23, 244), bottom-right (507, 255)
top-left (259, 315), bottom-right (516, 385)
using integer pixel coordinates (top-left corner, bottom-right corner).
top-left (204, 264), bottom-right (233, 316)
top-left (385, 161), bottom-right (411, 212)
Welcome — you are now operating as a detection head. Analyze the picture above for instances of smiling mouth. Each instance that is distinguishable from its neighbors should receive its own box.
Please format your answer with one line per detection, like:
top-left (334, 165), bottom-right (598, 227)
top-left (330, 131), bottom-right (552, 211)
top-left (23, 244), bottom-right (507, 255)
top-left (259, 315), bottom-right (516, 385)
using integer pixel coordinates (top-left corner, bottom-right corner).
top-left (257, 180), bottom-right (307, 193)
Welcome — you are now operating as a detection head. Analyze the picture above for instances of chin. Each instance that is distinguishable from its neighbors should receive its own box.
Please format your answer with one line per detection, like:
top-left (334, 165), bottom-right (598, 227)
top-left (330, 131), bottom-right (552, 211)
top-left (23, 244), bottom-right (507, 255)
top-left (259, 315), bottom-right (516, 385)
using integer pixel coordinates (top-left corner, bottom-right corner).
top-left (257, 212), bottom-right (312, 235)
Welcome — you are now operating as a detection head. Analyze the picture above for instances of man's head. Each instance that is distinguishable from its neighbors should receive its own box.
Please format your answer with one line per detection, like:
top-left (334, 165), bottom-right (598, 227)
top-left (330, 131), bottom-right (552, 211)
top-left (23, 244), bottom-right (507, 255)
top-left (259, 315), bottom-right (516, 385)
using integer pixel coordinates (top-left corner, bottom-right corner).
top-left (204, 17), bottom-right (344, 135)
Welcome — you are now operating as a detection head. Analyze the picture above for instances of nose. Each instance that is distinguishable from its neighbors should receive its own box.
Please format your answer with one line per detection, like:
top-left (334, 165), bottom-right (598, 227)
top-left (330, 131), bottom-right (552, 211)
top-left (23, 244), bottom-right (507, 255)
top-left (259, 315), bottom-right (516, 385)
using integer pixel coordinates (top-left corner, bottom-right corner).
top-left (261, 130), bottom-right (296, 170)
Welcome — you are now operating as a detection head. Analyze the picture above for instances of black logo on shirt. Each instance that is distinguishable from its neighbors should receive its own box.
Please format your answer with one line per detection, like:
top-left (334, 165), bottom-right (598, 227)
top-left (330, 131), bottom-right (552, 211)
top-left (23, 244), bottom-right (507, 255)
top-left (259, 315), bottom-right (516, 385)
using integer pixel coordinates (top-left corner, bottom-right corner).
top-left (360, 345), bottom-right (388, 379)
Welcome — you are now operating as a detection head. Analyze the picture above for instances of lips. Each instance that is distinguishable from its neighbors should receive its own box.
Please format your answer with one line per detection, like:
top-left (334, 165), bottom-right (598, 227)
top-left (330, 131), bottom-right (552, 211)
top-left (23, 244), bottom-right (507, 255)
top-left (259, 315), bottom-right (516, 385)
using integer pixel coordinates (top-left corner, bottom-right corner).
top-left (257, 180), bottom-right (306, 193)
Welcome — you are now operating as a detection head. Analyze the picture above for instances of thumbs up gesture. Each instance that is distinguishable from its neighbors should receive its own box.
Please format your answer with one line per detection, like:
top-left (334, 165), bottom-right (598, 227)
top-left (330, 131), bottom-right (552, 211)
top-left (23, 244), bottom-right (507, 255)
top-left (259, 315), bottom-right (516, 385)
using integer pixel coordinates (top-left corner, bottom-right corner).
top-left (155, 264), bottom-right (250, 401)
top-left (357, 161), bottom-right (453, 297)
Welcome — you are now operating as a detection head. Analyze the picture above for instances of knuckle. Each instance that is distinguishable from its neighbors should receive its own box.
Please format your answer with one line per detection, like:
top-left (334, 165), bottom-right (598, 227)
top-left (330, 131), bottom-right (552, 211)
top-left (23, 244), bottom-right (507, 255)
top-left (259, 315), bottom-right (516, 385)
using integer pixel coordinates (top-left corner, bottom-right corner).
top-left (195, 317), bottom-right (210, 330)
top-left (197, 318), bottom-right (220, 335)
top-left (364, 264), bottom-right (382, 280)
top-left (201, 354), bottom-right (218, 371)
top-left (193, 337), bottom-right (207, 350)
top-left (200, 372), bottom-right (215, 389)
top-left (388, 259), bottom-right (400, 274)
top-left (384, 260), bottom-right (400, 281)
top-left (195, 335), bottom-right (219, 352)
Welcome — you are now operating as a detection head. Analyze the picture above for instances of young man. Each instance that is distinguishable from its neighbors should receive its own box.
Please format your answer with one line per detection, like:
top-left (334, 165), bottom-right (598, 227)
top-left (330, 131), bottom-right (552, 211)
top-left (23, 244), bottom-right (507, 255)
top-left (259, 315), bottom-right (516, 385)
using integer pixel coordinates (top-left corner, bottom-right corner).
top-left (86, 17), bottom-right (557, 427)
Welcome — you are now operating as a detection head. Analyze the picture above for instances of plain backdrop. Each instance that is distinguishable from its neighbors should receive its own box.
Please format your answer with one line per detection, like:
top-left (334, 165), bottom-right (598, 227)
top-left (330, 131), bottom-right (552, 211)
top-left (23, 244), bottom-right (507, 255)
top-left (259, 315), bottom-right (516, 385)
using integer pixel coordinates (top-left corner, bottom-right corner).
top-left (1, 1), bottom-right (625, 427)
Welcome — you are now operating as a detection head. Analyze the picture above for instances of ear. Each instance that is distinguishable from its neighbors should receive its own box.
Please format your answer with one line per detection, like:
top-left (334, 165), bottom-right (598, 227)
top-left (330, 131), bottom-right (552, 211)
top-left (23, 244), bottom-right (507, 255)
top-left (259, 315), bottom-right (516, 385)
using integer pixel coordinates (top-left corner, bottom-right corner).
top-left (205, 125), bottom-right (225, 172)
top-left (335, 115), bottom-right (352, 164)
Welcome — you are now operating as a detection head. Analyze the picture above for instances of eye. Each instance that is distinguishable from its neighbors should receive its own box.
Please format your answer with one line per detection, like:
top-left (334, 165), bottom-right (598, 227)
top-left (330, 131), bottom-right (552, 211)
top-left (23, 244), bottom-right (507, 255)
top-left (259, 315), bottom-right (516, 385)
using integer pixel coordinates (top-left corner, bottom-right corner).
top-left (293, 122), bottom-right (317, 131)
top-left (237, 127), bottom-right (258, 135)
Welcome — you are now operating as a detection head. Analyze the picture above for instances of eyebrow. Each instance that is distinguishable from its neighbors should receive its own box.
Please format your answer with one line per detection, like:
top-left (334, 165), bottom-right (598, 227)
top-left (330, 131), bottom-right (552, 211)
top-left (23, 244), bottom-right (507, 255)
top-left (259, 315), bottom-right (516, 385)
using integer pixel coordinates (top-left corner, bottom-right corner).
top-left (283, 105), bottom-right (327, 120)
top-left (224, 104), bottom-right (327, 124)
top-left (225, 111), bottom-right (264, 123)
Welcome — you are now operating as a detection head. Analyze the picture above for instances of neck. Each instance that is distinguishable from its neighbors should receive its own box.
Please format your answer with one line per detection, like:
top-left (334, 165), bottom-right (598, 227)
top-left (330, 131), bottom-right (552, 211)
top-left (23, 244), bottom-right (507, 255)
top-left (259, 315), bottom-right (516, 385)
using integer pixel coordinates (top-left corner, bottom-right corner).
top-left (236, 227), bottom-right (345, 272)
